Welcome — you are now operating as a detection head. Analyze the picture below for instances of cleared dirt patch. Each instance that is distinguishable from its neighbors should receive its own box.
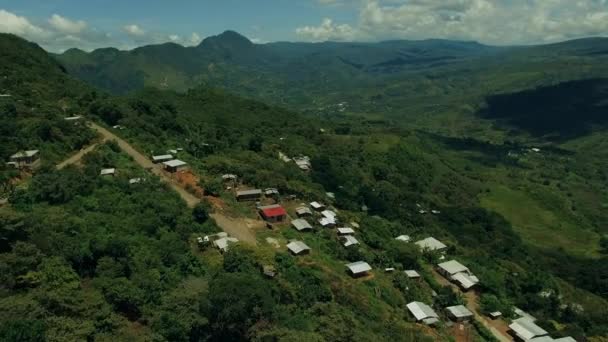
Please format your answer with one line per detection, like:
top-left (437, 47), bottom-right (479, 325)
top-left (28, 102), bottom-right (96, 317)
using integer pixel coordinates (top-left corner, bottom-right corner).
top-left (210, 213), bottom-right (261, 246)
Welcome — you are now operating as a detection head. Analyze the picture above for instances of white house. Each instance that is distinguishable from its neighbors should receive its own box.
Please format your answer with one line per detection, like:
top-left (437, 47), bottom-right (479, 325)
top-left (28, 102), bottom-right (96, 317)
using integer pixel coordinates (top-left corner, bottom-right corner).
top-left (100, 168), bottom-right (116, 176)
top-left (295, 206), bottom-right (313, 217)
top-left (310, 201), bottom-right (325, 211)
top-left (437, 260), bottom-right (480, 291)
top-left (345, 261), bottom-right (372, 277)
top-left (291, 219), bottom-right (313, 232)
top-left (342, 235), bottom-right (359, 247)
top-left (337, 227), bottom-right (355, 235)
top-left (509, 317), bottom-right (549, 341)
top-left (213, 237), bottom-right (239, 253)
top-left (446, 305), bottom-right (474, 322)
top-left (415, 237), bottom-right (447, 252)
top-left (286, 241), bottom-right (311, 255)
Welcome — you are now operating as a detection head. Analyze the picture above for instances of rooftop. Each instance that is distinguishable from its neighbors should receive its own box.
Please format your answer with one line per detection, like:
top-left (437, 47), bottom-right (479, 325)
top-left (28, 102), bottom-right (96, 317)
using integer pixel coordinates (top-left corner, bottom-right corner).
top-left (395, 235), bottom-right (411, 242)
top-left (345, 261), bottom-right (372, 274)
top-left (11, 150), bottom-right (39, 159)
top-left (287, 240), bottom-right (311, 255)
top-left (406, 301), bottom-right (439, 323)
top-left (337, 227), bottom-right (355, 235)
top-left (415, 237), bottom-right (447, 251)
top-left (446, 305), bottom-right (473, 318)
top-left (237, 189), bottom-right (262, 196)
top-left (261, 205), bottom-right (287, 218)
top-left (509, 317), bottom-right (549, 341)
top-left (310, 201), bottom-right (324, 209)
top-left (452, 272), bottom-right (479, 289)
top-left (438, 260), bottom-right (470, 275)
top-left (152, 154), bottom-right (173, 161)
top-left (321, 210), bottom-right (337, 219)
top-left (405, 270), bottom-right (421, 278)
top-left (342, 235), bottom-right (359, 247)
top-left (163, 159), bottom-right (187, 168)
top-left (319, 217), bottom-right (336, 226)
top-left (291, 218), bottom-right (313, 231)
top-left (100, 168), bottom-right (116, 176)
top-left (213, 237), bottom-right (239, 251)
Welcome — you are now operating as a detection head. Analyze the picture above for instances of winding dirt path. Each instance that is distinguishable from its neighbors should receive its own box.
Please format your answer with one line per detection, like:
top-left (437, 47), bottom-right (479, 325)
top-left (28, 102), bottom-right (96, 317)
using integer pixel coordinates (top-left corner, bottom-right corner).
top-left (57, 122), bottom-right (257, 245)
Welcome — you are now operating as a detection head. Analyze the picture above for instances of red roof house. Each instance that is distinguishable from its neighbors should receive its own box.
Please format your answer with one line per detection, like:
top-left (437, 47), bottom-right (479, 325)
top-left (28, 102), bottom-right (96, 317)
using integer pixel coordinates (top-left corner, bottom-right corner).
top-left (259, 204), bottom-right (287, 223)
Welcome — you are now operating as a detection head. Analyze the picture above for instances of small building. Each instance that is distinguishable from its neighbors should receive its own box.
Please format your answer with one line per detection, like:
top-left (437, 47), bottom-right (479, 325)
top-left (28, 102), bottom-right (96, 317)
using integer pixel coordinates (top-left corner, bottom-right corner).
top-left (321, 210), bottom-right (337, 220)
top-left (406, 301), bottom-right (439, 325)
top-left (264, 188), bottom-right (280, 197)
top-left (415, 237), bottom-right (447, 252)
top-left (350, 222), bottom-right (360, 229)
top-left (129, 178), bottom-right (143, 184)
top-left (385, 267), bottom-right (395, 273)
top-left (405, 270), bottom-right (421, 279)
top-left (222, 174), bottom-right (238, 181)
top-left (509, 317), bottom-right (549, 341)
top-left (342, 235), bottom-right (359, 247)
top-left (9, 150), bottom-right (40, 170)
top-left (293, 156), bottom-right (311, 171)
top-left (163, 159), bottom-right (188, 173)
top-left (345, 261), bottom-right (372, 277)
top-left (291, 218), bottom-right (313, 232)
top-left (152, 154), bottom-right (173, 163)
top-left (262, 265), bottom-right (277, 278)
top-left (319, 217), bottom-right (336, 228)
top-left (100, 168), bottom-right (116, 177)
top-left (286, 240), bottom-right (311, 255)
top-left (259, 204), bottom-right (287, 223)
top-left (489, 311), bottom-right (503, 320)
top-left (437, 260), bottom-right (479, 291)
top-left (295, 206), bottom-right (313, 217)
top-left (395, 235), bottom-right (411, 242)
top-left (213, 237), bottom-right (239, 253)
top-left (167, 149), bottom-right (178, 155)
top-left (446, 305), bottom-right (474, 322)
top-left (310, 201), bottom-right (325, 211)
top-left (337, 227), bottom-right (355, 235)
top-left (236, 189), bottom-right (262, 201)
top-left (64, 115), bottom-right (82, 121)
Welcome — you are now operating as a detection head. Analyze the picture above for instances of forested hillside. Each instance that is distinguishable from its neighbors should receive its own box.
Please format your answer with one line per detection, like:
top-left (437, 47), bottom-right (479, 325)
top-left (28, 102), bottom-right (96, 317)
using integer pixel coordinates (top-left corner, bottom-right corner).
top-left (2, 32), bottom-right (608, 341)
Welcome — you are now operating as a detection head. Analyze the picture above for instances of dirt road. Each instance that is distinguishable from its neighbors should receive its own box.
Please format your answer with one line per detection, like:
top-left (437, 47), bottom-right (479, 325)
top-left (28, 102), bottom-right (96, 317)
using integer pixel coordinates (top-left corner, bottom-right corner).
top-left (57, 143), bottom-right (103, 169)
top-left (84, 122), bottom-right (257, 245)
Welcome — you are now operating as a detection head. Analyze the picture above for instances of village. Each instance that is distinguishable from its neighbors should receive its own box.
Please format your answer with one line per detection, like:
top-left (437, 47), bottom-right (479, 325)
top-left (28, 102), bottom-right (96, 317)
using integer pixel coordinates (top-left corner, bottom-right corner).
top-left (3, 120), bottom-right (579, 342)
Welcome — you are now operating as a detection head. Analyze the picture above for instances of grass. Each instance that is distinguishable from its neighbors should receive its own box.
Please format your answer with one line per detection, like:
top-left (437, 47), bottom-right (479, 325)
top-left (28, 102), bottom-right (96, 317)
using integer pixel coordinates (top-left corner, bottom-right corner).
top-left (480, 184), bottom-right (600, 258)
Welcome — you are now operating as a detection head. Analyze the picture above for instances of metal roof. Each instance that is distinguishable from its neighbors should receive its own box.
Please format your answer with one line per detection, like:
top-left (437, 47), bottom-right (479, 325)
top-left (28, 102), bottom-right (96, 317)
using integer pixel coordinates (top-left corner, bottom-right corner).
top-left (261, 205), bottom-right (287, 218)
top-left (296, 207), bottom-right (313, 215)
top-left (152, 154), bottom-right (173, 161)
top-left (438, 260), bottom-right (470, 275)
top-left (321, 210), bottom-right (337, 219)
top-left (310, 201), bottom-right (324, 209)
top-left (11, 150), bottom-right (39, 158)
top-left (405, 270), bottom-right (421, 278)
top-left (291, 219), bottom-right (313, 231)
top-left (345, 261), bottom-right (372, 274)
top-left (213, 237), bottom-right (239, 251)
top-left (452, 272), bottom-right (479, 289)
top-left (406, 301), bottom-right (439, 321)
top-left (342, 235), bottom-right (359, 247)
top-left (509, 318), bottom-right (548, 341)
top-left (415, 237), bottom-right (447, 251)
top-left (237, 189), bottom-right (262, 196)
top-left (395, 235), bottom-right (411, 242)
top-left (287, 241), bottom-right (311, 255)
top-left (337, 227), bottom-right (355, 235)
top-left (100, 168), bottom-right (116, 175)
top-left (446, 305), bottom-right (473, 318)
top-left (319, 217), bottom-right (336, 226)
top-left (163, 159), bottom-right (187, 168)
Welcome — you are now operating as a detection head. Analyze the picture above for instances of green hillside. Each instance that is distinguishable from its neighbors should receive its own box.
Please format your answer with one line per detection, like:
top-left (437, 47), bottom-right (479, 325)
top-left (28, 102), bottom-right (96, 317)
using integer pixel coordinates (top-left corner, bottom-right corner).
top-left (1, 33), bottom-right (607, 341)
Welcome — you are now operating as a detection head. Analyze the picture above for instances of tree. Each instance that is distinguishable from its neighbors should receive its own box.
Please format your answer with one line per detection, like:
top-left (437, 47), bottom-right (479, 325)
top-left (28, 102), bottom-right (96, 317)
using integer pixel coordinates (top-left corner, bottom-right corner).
top-left (192, 202), bottom-right (211, 223)
top-left (0, 320), bottom-right (45, 342)
top-left (248, 136), bottom-right (263, 152)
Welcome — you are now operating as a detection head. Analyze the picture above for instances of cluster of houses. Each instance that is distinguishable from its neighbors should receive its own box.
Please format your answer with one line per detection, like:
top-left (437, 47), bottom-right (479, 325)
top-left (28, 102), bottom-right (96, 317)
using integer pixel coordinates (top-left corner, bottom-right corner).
top-left (6, 150), bottom-right (40, 171)
top-left (507, 309), bottom-right (576, 342)
top-left (151, 152), bottom-right (188, 173)
top-left (406, 301), bottom-right (474, 325)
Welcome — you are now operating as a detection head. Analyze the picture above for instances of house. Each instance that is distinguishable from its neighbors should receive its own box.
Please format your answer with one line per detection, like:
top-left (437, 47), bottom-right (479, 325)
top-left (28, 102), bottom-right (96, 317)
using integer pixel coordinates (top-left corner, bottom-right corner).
top-left (163, 159), bottom-right (188, 173)
top-left (291, 218), bottom-right (313, 232)
top-left (489, 311), bottom-right (503, 319)
top-left (319, 217), bottom-right (336, 228)
top-left (406, 301), bottom-right (440, 325)
top-left (446, 305), bottom-right (474, 322)
top-left (345, 261), bottom-right (372, 277)
top-left (405, 270), bottom-right (421, 279)
top-left (415, 237), bottom-right (447, 252)
top-left (310, 201), bottom-right (325, 211)
top-left (293, 156), bottom-right (311, 171)
top-left (236, 189), bottom-right (262, 201)
top-left (286, 240), bottom-right (311, 255)
top-left (262, 265), bottom-right (277, 278)
top-left (337, 227), bottom-right (355, 235)
top-left (295, 206), bottom-right (313, 217)
top-left (342, 235), bottom-right (359, 247)
top-left (395, 235), bottom-right (411, 242)
top-left (264, 188), bottom-right (280, 197)
top-left (213, 237), bottom-right (239, 253)
top-left (9, 150), bottom-right (40, 170)
top-left (437, 260), bottom-right (480, 291)
top-left (259, 204), bottom-right (287, 223)
top-left (509, 317), bottom-right (549, 341)
top-left (321, 210), bottom-right (337, 219)
top-left (100, 168), bottom-right (116, 177)
top-left (152, 154), bottom-right (173, 163)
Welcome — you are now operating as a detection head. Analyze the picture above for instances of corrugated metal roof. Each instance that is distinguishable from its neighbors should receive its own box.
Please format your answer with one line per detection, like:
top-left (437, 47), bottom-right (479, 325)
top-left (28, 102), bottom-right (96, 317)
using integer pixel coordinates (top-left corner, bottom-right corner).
top-left (345, 261), bottom-right (371, 274)
top-left (405, 270), bottom-right (421, 278)
top-left (337, 227), bottom-right (355, 235)
top-left (509, 318), bottom-right (548, 341)
top-left (291, 219), bottom-right (313, 231)
top-left (406, 302), bottom-right (439, 321)
top-left (343, 235), bottom-right (359, 247)
top-left (395, 235), bottom-right (411, 242)
top-left (287, 241), bottom-right (310, 255)
top-left (415, 237), bottom-right (447, 251)
top-left (438, 260), bottom-right (469, 275)
top-left (163, 159), bottom-right (187, 168)
top-left (237, 189), bottom-right (262, 196)
top-left (261, 206), bottom-right (287, 218)
top-left (452, 272), bottom-right (479, 289)
top-left (446, 305), bottom-right (473, 318)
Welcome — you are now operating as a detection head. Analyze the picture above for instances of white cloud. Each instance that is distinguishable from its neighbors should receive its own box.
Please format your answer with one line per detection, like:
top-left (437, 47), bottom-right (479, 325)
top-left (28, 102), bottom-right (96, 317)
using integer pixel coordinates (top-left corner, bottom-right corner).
top-left (0, 9), bottom-right (49, 39)
top-left (49, 14), bottom-right (87, 34)
top-left (123, 24), bottom-right (145, 37)
top-left (188, 32), bottom-right (202, 46)
top-left (299, 0), bottom-right (608, 44)
top-left (296, 18), bottom-right (356, 42)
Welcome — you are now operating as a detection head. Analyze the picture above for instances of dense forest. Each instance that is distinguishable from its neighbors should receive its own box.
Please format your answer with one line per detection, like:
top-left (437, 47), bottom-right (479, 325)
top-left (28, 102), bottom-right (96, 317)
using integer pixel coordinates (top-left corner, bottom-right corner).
top-left (1, 32), bottom-right (608, 341)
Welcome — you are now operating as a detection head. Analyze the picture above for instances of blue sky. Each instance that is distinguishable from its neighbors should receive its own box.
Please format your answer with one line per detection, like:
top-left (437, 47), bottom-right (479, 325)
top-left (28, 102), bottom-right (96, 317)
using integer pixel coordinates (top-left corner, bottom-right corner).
top-left (0, 0), bottom-right (607, 52)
